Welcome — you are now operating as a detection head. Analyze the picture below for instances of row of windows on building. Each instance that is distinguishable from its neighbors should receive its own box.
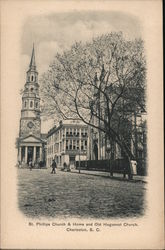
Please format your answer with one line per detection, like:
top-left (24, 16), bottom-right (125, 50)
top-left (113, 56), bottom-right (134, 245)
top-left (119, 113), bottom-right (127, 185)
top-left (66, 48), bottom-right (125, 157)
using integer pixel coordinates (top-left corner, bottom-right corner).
top-left (47, 139), bottom-right (88, 155)
top-left (47, 128), bottom-right (88, 144)
top-left (66, 139), bottom-right (87, 150)
top-left (65, 127), bottom-right (88, 137)
top-left (23, 100), bottom-right (39, 109)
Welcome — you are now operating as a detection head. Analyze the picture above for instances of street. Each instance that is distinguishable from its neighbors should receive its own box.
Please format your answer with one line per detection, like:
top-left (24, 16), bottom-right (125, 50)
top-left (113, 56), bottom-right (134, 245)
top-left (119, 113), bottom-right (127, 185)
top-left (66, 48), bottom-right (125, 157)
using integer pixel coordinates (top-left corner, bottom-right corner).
top-left (18, 168), bottom-right (146, 219)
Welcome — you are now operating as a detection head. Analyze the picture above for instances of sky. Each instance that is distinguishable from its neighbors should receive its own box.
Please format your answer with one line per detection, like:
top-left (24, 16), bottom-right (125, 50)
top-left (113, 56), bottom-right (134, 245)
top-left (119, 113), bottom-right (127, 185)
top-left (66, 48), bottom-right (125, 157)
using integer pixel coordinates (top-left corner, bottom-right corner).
top-left (20, 11), bottom-right (142, 132)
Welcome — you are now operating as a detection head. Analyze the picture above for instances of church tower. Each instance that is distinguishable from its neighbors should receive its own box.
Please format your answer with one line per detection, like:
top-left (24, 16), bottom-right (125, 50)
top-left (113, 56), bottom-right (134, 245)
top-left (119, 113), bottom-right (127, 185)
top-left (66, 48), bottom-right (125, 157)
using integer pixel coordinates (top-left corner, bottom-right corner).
top-left (18, 45), bottom-right (46, 166)
top-left (20, 45), bottom-right (41, 137)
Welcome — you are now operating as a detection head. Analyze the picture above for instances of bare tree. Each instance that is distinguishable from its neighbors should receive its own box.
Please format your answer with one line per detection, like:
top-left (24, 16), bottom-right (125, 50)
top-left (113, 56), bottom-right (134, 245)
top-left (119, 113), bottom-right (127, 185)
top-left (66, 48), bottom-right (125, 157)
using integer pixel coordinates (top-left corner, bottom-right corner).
top-left (40, 32), bottom-right (146, 178)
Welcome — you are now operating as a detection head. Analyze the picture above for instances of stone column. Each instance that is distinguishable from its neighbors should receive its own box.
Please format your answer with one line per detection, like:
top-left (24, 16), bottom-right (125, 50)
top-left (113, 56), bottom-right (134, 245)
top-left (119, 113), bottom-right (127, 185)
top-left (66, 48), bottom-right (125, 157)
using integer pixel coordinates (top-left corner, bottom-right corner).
top-left (33, 146), bottom-right (36, 163)
top-left (25, 146), bottom-right (28, 164)
top-left (18, 146), bottom-right (21, 162)
top-left (40, 147), bottom-right (42, 161)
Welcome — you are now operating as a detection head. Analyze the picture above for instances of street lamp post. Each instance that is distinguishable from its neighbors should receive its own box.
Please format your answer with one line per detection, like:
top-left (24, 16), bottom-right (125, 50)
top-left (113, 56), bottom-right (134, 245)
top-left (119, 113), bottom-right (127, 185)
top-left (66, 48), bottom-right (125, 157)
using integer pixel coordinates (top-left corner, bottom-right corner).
top-left (79, 148), bottom-right (81, 174)
top-left (106, 138), bottom-right (112, 177)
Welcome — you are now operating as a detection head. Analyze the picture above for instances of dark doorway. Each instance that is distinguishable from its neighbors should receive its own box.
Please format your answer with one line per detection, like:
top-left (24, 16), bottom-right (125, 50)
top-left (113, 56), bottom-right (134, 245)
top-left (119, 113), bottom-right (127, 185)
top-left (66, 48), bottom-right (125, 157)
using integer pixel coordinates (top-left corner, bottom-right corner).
top-left (94, 143), bottom-right (98, 160)
top-left (27, 146), bottom-right (33, 164)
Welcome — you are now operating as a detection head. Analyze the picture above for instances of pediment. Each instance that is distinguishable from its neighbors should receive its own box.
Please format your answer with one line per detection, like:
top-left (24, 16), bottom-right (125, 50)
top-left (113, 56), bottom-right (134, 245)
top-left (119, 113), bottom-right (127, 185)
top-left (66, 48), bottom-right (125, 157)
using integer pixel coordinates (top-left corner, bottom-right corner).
top-left (20, 135), bottom-right (43, 143)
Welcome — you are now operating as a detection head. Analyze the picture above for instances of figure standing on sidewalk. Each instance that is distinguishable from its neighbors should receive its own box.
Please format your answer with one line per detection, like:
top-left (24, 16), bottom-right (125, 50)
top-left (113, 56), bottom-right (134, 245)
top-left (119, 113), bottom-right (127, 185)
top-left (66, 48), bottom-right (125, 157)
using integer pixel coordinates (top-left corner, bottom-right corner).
top-left (51, 159), bottom-right (57, 174)
top-left (29, 159), bottom-right (33, 171)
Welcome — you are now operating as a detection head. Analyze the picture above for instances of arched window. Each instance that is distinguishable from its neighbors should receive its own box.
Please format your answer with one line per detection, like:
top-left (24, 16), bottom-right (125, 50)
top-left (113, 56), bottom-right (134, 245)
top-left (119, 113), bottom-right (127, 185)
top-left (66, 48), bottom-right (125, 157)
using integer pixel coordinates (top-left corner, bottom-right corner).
top-left (30, 101), bottom-right (33, 108)
top-left (28, 76), bottom-right (30, 82)
top-left (36, 102), bottom-right (38, 108)
top-left (30, 88), bottom-right (33, 92)
top-left (24, 101), bottom-right (27, 108)
top-left (31, 75), bottom-right (33, 81)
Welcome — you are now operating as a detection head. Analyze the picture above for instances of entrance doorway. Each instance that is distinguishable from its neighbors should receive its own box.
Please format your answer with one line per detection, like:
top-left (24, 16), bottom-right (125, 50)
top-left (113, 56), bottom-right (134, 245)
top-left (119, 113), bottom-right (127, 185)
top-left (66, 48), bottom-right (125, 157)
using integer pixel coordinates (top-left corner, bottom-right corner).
top-left (27, 146), bottom-right (33, 164)
top-left (69, 155), bottom-right (75, 168)
top-left (94, 143), bottom-right (98, 160)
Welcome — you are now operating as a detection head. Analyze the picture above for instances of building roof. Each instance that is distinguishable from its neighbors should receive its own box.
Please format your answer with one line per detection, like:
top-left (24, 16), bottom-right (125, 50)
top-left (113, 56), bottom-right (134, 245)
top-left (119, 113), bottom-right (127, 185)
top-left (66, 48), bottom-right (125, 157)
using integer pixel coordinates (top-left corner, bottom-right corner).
top-left (61, 119), bottom-right (87, 126)
top-left (19, 134), bottom-right (44, 144)
top-left (47, 119), bottom-right (87, 137)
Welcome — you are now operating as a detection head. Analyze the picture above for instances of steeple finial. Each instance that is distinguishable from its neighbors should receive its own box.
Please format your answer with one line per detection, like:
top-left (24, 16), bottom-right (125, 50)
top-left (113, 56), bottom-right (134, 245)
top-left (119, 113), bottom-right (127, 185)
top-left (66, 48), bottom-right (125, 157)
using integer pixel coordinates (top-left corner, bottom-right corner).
top-left (29, 44), bottom-right (36, 70)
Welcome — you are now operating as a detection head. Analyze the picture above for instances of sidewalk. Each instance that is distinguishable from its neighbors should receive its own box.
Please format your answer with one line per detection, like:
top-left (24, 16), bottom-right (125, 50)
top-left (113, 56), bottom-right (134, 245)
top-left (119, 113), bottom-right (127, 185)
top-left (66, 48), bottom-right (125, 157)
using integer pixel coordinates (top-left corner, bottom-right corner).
top-left (70, 168), bottom-right (148, 183)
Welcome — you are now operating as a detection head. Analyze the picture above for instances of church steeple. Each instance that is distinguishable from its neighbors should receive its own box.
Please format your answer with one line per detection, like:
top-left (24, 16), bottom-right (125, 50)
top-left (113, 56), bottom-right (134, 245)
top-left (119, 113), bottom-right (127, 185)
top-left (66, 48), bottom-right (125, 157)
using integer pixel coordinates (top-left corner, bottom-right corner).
top-left (29, 44), bottom-right (36, 70)
top-left (19, 44), bottom-right (41, 139)
top-left (26, 45), bottom-right (38, 84)
top-left (18, 44), bottom-right (45, 166)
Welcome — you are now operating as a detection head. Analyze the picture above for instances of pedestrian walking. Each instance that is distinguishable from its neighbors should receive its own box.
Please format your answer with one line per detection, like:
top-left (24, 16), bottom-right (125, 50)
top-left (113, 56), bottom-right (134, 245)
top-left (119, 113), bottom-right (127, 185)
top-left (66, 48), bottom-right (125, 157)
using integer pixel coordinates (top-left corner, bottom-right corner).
top-left (51, 159), bottom-right (56, 174)
top-left (29, 159), bottom-right (33, 171)
top-left (63, 162), bottom-right (67, 171)
top-left (39, 160), bottom-right (43, 169)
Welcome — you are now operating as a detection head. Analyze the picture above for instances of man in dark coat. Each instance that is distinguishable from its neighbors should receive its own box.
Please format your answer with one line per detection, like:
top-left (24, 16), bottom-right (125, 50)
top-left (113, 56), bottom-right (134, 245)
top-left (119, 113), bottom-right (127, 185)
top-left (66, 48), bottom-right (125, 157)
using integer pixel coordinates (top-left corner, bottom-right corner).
top-left (51, 160), bottom-right (56, 174)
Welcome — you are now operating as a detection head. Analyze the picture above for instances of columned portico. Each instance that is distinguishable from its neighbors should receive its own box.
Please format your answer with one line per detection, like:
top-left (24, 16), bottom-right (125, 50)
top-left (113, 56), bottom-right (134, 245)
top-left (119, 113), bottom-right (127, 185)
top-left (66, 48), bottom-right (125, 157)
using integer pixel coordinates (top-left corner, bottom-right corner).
top-left (18, 135), bottom-right (44, 165)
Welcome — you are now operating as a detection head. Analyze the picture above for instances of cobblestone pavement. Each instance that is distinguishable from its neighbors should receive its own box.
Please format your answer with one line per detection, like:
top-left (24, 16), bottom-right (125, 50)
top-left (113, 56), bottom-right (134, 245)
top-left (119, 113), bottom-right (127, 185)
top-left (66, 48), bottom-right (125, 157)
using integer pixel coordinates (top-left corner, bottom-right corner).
top-left (17, 168), bottom-right (146, 219)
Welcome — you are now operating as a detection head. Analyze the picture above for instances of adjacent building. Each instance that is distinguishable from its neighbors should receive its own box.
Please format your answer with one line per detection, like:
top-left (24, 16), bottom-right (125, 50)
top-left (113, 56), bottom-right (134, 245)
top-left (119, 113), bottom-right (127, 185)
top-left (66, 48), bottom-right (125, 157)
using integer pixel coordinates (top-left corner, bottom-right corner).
top-left (88, 111), bottom-right (147, 161)
top-left (17, 46), bottom-right (46, 166)
top-left (87, 71), bottom-right (147, 173)
top-left (47, 119), bottom-right (88, 168)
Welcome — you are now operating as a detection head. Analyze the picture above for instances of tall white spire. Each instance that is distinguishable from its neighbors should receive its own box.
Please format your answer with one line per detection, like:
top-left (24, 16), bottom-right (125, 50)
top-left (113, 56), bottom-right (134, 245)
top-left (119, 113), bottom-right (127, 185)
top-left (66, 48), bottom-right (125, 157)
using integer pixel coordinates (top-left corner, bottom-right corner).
top-left (29, 44), bottom-right (36, 70)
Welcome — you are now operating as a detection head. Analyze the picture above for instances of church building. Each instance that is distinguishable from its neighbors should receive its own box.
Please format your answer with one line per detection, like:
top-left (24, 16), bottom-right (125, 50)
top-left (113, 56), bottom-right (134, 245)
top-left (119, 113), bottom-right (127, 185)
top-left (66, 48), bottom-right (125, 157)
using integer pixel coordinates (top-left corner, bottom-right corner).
top-left (17, 46), bottom-right (46, 167)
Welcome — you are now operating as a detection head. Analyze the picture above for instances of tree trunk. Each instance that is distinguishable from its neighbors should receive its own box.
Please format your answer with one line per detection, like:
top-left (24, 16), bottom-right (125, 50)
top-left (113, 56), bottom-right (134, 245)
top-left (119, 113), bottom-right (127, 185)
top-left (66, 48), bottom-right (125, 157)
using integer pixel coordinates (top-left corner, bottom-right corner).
top-left (108, 130), bottom-right (134, 180)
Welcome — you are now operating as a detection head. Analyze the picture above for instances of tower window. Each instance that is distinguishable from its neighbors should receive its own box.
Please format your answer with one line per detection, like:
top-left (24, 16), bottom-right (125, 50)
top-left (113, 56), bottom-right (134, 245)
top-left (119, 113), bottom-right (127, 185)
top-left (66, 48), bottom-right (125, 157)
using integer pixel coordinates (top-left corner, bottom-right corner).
top-left (30, 101), bottom-right (33, 108)
top-left (31, 75), bottom-right (34, 81)
top-left (30, 88), bottom-right (34, 92)
top-left (24, 101), bottom-right (27, 108)
top-left (36, 102), bottom-right (38, 108)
